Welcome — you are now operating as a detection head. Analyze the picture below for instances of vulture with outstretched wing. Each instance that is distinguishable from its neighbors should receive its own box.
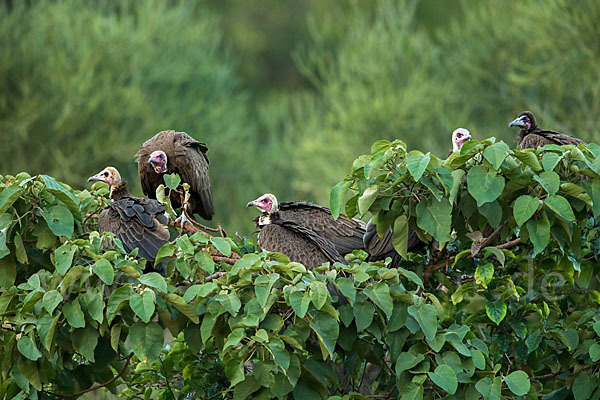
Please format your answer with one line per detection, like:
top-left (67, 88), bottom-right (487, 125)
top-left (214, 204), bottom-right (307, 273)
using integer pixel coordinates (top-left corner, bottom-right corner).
top-left (88, 167), bottom-right (170, 274)
top-left (249, 194), bottom-right (366, 256)
top-left (136, 130), bottom-right (214, 220)
top-left (509, 111), bottom-right (585, 149)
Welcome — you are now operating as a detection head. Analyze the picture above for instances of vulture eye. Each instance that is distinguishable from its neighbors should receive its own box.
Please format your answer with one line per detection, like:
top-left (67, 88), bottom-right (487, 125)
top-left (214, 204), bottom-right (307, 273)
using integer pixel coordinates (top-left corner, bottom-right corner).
top-left (103, 172), bottom-right (109, 177)
top-left (457, 133), bottom-right (462, 138)
top-left (262, 198), bottom-right (269, 203)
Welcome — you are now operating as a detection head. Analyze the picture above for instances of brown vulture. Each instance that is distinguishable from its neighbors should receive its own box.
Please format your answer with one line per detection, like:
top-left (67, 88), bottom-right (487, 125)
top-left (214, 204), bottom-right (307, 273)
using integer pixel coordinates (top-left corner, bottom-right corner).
top-left (509, 111), bottom-right (586, 150)
top-left (88, 167), bottom-right (170, 274)
top-left (247, 194), bottom-right (349, 303)
top-left (247, 194), bottom-right (365, 255)
top-left (135, 130), bottom-right (214, 220)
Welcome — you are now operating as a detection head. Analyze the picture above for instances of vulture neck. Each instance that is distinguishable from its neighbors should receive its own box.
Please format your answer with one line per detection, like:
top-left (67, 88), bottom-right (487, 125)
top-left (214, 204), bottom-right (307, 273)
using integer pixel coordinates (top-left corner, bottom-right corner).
top-left (258, 212), bottom-right (279, 227)
top-left (110, 181), bottom-right (131, 201)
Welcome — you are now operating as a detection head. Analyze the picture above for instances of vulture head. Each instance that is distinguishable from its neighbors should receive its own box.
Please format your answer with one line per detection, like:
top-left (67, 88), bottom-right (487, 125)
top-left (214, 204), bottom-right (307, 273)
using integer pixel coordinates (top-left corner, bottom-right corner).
top-left (246, 193), bottom-right (279, 214)
top-left (451, 128), bottom-right (472, 153)
top-left (148, 150), bottom-right (168, 174)
top-left (508, 111), bottom-right (537, 132)
top-left (88, 167), bottom-right (122, 188)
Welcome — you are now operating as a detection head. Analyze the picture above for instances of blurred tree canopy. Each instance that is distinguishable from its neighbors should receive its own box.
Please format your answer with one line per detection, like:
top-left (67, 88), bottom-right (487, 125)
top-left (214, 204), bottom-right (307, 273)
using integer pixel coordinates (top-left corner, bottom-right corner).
top-left (0, 0), bottom-right (598, 235)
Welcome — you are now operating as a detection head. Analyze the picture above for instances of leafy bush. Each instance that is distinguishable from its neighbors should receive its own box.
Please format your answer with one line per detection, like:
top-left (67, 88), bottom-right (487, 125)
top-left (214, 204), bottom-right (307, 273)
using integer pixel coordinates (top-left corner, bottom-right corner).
top-left (1, 136), bottom-right (600, 399)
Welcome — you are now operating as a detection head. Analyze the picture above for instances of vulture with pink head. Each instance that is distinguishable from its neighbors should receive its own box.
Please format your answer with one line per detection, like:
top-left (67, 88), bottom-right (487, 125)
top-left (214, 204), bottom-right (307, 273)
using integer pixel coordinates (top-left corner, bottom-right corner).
top-left (509, 111), bottom-right (585, 149)
top-left (88, 167), bottom-right (170, 274)
top-left (136, 130), bottom-right (214, 220)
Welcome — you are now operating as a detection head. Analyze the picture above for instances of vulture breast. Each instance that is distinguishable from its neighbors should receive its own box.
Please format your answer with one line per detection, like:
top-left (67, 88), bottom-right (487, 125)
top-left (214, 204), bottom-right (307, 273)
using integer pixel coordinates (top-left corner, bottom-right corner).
top-left (136, 130), bottom-right (214, 220)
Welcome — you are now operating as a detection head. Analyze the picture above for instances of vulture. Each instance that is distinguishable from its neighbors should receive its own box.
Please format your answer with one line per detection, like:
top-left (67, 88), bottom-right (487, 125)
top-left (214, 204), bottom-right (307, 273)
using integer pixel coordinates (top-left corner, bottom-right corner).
top-left (247, 194), bottom-right (366, 256)
top-left (246, 194), bottom-right (351, 268)
top-left (363, 220), bottom-right (423, 268)
top-left (135, 130), bottom-right (214, 220)
top-left (247, 194), bottom-right (349, 303)
top-left (88, 167), bottom-right (170, 274)
top-left (451, 128), bottom-right (472, 154)
top-left (509, 111), bottom-right (586, 149)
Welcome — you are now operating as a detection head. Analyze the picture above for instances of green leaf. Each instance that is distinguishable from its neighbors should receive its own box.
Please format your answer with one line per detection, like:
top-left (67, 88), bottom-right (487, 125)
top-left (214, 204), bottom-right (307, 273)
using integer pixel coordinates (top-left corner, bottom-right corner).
top-left (72, 325), bottom-right (98, 362)
top-left (416, 198), bottom-right (452, 242)
top-left (40, 204), bottom-right (74, 237)
top-left (483, 142), bottom-right (509, 170)
top-left (0, 256), bottom-right (17, 290)
top-left (534, 171), bottom-right (560, 196)
top-left (407, 152), bottom-right (431, 182)
top-left (475, 377), bottom-right (501, 400)
top-left (129, 322), bottom-right (164, 363)
top-left (478, 200), bottom-right (502, 229)
top-left (583, 179), bottom-right (600, 219)
top-left (395, 351), bottom-right (425, 375)
top-left (63, 298), bottom-right (85, 328)
top-left (485, 300), bottom-right (507, 325)
top-left (364, 282), bottom-right (393, 320)
top-left (0, 185), bottom-right (23, 215)
top-left (267, 337), bottom-right (290, 371)
top-left (155, 243), bottom-right (175, 262)
top-left (163, 173), bottom-right (181, 190)
top-left (475, 264), bottom-right (494, 288)
top-left (92, 258), bottom-right (114, 285)
top-left (542, 152), bottom-right (562, 172)
top-left (471, 349), bottom-right (486, 370)
top-left (217, 291), bottom-right (242, 316)
top-left (513, 150), bottom-right (542, 171)
top-left (106, 285), bottom-right (132, 324)
top-left (358, 186), bottom-right (378, 216)
top-left (467, 165), bottom-right (505, 206)
top-left (449, 169), bottom-right (465, 204)
top-left (289, 291), bottom-right (311, 318)
top-left (428, 365), bottom-right (458, 395)
top-left (504, 370), bottom-right (530, 396)
top-left (53, 243), bottom-right (77, 275)
top-left (211, 237), bottom-right (231, 257)
top-left (40, 175), bottom-right (80, 218)
top-left (513, 195), bottom-right (539, 226)
top-left (573, 374), bottom-right (598, 400)
top-left (589, 343), bottom-right (600, 362)
top-left (139, 272), bottom-right (167, 293)
top-left (42, 290), bottom-right (63, 315)
top-left (392, 215), bottom-right (409, 259)
top-left (310, 281), bottom-right (328, 310)
top-left (330, 181), bottom-right (352, 220)
top-left (13, 232), bottom-right (27, 264)
top-left (354, 299), bottom-right (375, 332)
top-left (400, 383), bottom-right (424, 400)
top-left (36, 313), bottom-right (59, 352)
top-left (397, 267), bottom-right (424, 287)
top-left (164, 293), bottom-right (200, 324)
top-left (335, 277), bottom-right (356, 304)
top-left (17, 336), bottom-right (42, 361)
top-left (81, 288), bottom-right (104, 324)
top-left (544, 195), bottom-right (575, 221)
top-left (407, 303), bottom-right (437, 342)
top-left (310, 311), bottom-right (339, 358)
top-left (224, 356), bottom-right (245, 386)
top-left (526, 213), bottom-right (550, 254)
top-left (130, 291), bottom-right (155, 323)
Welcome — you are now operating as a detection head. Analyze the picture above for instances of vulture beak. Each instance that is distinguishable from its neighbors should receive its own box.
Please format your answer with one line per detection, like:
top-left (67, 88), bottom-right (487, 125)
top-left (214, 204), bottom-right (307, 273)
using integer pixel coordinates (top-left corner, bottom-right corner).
top-left (148, 156), bottom-right (158, 164)
top-left (464, 133), bottom-right (472, 141)
top-left (87, 174), bottom-right (104, 183)
top-left (508, 117), bottom-right (526, 128)
top-left (246, 200), bottom-right (258, 208)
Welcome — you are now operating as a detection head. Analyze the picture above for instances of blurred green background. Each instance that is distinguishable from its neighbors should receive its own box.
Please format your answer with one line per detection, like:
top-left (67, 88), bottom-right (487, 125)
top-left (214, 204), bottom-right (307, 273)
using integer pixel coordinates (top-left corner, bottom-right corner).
top-left (1, 0), bottom-right (599, 237)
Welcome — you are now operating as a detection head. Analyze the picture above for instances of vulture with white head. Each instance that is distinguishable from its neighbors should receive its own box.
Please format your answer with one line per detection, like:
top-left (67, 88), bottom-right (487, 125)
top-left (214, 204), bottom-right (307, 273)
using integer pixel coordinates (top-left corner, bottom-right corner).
top-left (450, 128), bottom-right (472, 154)
top-left (136, 130), bottom-right (214, 220)
top-left (509, 111), bottom-right (585, 149)
top-left (88, 167), bottom-right (170, 274)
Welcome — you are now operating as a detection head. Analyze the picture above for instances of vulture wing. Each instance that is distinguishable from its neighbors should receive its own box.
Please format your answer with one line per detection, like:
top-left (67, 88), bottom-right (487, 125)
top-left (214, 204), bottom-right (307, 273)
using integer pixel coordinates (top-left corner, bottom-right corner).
top-left (363, 219), bottom-right (423, 268)
top-left (98, 196), bottom-right (170, 272)
top-left (519, 130), bottom-right (586, 149)
top-left (279, 202), bottom-right (366, 255)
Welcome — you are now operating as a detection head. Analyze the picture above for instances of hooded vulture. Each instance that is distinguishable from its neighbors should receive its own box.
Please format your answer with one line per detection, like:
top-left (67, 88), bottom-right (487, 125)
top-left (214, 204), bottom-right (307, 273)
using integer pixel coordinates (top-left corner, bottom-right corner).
top-left (136, 130), bottom-right (214, 220)
top-left (451, 128), bottom-right (472, 154)
top-left (509, 111), bottom-right (585, 150)
top-left (247, 194), bottom-right (351, 269)
top-left (247, 194), bottom-right (366, 256)
top-left (88, 167), bottom-right (170, 274)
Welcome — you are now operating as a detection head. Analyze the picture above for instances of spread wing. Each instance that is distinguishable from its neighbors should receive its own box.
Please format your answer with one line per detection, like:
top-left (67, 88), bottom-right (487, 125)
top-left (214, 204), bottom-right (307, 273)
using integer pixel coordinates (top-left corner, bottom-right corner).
top-left (279, 201), bottom-right (366, 255)
top-left (98, 196), bottom-right (170, 266)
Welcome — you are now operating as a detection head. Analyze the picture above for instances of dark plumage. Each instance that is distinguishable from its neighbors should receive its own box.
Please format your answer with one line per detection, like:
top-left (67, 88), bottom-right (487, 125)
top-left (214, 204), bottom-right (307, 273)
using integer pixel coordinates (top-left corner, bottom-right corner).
top-left (89, 167), bottom-right (170, 274)
top-left (136, 130), bottom-right (214, 220)
top-left (509, 111), bottom-right (585, 150)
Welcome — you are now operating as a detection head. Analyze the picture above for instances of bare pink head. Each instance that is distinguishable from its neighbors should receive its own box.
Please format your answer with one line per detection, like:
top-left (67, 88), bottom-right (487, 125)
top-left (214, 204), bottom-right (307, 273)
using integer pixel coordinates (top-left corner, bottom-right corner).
top-left (246, 193), bottom-right (279, 214)
top-left (148, 150), bottom-right (168, 173)
top-left (451, 128), bottom-right (472, 153)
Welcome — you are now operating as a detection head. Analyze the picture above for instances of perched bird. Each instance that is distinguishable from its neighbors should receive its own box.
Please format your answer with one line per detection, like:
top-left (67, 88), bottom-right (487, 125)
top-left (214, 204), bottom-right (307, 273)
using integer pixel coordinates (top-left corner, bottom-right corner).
top-left (451, 128), bottom-right (472, 153)
top-left (136, 130), bottom-right (214, 220)
top-left (248, 194), bottom-right (366, 256)
top-left (363, 219), bottom-right (423, 268)
top-left (246, 194), bottom-right (350, 270)
top-left (88, 167), bottom-right (170, 274)
top-left (508, 111), bottom-right (585, 149)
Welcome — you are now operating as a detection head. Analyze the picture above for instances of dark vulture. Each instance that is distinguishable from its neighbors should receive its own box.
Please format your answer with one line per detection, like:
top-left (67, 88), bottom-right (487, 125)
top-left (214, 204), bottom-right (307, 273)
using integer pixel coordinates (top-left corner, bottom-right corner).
top-left (135, 130), bottom-right (214, 220)
top-left (247, 194), bottom-right (366, 256)
top-left (88, 167), bottom-right (170, 274)
top-left (247, 194), bottom-right (349, 303)
top-left (509, 111), bottom-right (586, 150)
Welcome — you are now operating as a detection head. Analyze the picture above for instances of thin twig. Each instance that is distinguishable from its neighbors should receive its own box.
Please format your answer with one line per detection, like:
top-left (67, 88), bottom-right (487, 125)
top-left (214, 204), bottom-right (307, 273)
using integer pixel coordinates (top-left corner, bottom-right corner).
top-left (496, 237), bottom-right (521, 250)
top-left (206, 271), bottom-right (227, 282)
